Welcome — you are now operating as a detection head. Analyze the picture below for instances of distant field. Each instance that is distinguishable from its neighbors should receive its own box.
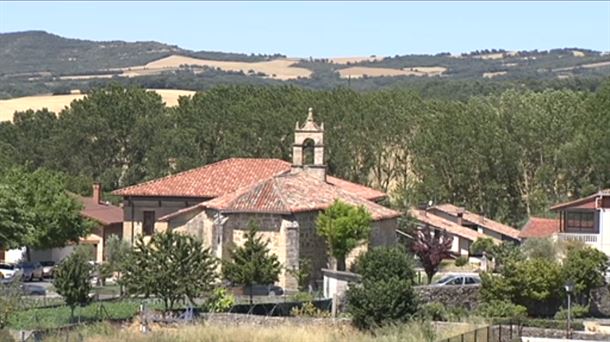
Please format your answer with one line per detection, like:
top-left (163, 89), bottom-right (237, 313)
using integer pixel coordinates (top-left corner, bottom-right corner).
top-left (483, 71), bottom-right (508, 78)
top-left (338, 66), bottom-right (446, 79)
top-left (0, 89), bottom-right (196, 121)
top-left (121, 54), bottom-right (312, 80)
top-left (327, 56), bottom-right (385, 64)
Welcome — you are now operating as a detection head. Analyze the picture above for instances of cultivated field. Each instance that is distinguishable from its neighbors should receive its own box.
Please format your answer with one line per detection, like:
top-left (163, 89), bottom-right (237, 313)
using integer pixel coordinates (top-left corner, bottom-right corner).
top-left (482, 71), bottom-right (508, 78)
top-left (338, 66), bottom-right (446, 79)
top-left (122, 54), bottom-right (312, 80)
top-left (327, 56), bottom-right (385, 64)
top-left (0, 89), bottom-right (196, 121)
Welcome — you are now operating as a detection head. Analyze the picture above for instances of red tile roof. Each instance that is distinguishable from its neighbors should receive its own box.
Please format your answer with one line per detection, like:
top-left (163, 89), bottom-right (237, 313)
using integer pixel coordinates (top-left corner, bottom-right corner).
top-left (112, 158), bottom-right (386, 202)
top-left (550, 189), bottom-right (610, 211)
top-left (79, 196), bottom-right (123, 226)
top-left (433, 204), bottom-right (521, 240)
top-left (409, 208), bottom-right (498, 243)
top-left (519, 217), bottom-right (560, 239)
top-left (202, 172), bottom-right (400, 221)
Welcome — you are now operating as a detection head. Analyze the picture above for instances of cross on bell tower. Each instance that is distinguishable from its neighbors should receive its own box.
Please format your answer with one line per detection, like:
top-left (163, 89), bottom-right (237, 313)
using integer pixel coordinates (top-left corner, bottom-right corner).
top-left (292, 107), bottom-right (326, 180)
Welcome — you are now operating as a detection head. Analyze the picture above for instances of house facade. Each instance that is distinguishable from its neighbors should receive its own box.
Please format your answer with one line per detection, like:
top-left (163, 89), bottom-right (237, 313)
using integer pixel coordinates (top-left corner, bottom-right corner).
top-left (409, 204), bottom-right (521, 255)
top-left (112, 109), bottom-right (400, 289)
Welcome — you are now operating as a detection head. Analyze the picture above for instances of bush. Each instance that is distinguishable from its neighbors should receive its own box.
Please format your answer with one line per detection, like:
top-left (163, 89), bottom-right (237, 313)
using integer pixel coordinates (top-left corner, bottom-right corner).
top-left (470, 237), bottom-right (495, 256)
top-left (347, 278), bottom-right (418, 330)
top-left (476, 300), bottom-right (527, 319)
top-left (354, 245), bottom-right (416, 282)
top-left (553, 304), bottom-right (589, 320)
top-left (290, 302), bottom-right (330, 318)
top-left (416, 302), bottom-right (448, 321)
top-left (562, 247), bottom-right (608, 303)
top-left (53, 247), bottom-right (93, 321)
top-left (291, 291), bottom-right (315, 302)
top-left (204, 288), bottom-right (235, 313)
top-left (454, 256), bottom-right (468, 267)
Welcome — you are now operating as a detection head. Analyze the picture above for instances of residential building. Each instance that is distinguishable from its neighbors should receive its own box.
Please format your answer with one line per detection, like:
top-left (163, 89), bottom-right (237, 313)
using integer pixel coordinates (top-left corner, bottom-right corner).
top-left (112, 109), bottom-right (399, 289)
top-left (409, 204), bottom-right (521, 255)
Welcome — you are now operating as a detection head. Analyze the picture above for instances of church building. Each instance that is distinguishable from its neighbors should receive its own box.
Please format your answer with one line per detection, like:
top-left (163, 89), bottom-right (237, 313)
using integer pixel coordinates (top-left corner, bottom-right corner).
top-left (112, 109), bottom-right (400, 289)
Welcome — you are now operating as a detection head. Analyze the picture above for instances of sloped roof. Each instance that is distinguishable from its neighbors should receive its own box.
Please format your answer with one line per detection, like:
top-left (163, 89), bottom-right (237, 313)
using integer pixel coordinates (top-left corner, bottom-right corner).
top-left (79, 196), bottom-right (123, 226)
top-left (519, 217), bottom-right (560, 239)
top-left (408, 208), bottom-right (497, 243)
top-left (433, 203), bottom-right (521, 240)
top-left (202, 172), bottom-right (400, 221)
top-left (550, 189), bottom-right (610, 211)
top-left (111, 158), bottom-right (386, 202)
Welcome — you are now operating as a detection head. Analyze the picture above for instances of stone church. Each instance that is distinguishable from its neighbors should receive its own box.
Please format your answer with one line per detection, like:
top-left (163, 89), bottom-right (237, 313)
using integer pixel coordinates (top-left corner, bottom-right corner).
top-left (113, 109), bottom-right (400, 289)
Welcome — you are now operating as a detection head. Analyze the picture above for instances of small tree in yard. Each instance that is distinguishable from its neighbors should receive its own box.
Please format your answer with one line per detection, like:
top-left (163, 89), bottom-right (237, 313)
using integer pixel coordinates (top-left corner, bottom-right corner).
top-left (53, 246), bottom-right (93, 322)
top-left (223, 222), bottom-right (281, 305)
top-left (562, 247), bottom-right (608, 304)
top-left (317, 200), bottom-right (372, 271)
top-left (102, 234), bottom-right (131, 292)
top-left (347, 246), bottom-right (418, 330)
top-left (470, 237), bottom-right (496, 256)
top-left (0, 279), bottom-right (23, 330)
top-left (412, 226), bottom-right (453, 284)
top-left (121, 231), bottom-right (217, 313)
top-left (287, 258), bottom-right (312, 292)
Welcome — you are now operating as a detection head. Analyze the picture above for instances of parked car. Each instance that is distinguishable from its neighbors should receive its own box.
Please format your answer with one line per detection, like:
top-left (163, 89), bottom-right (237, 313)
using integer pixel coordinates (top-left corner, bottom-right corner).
top-left (0, 263), bottom-right (23, 280)
top-left (432, 274), bottom-right (480, 286)
top-left (243, 284), bottom-right (284, 296)
top-left (40, 261), bottom-right (55, 278)
top-left (18, 262), bottom-right (43, 282)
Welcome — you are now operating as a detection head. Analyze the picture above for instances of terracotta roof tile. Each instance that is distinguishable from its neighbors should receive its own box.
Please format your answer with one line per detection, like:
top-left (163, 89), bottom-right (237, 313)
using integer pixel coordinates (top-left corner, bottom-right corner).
top-left (519, 217), bottom-right (559, 239)
top-left (203, 172), bottom-right (400, 221)
top-left (433, 204), bottom-right (521, 240)
top-left (79, 196), bottom-right (123, 226)
top-left (550, 189), bottom-right (610, 211)
top-left (409, 208), bottom-right (497, 243)
top-left (112, 158), bottom-right (386, 202)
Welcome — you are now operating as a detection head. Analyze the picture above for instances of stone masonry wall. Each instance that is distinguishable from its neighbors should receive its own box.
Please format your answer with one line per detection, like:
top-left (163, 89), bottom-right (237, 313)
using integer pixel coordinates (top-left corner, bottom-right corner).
top-left (415, 284), bottom-right (481, 310)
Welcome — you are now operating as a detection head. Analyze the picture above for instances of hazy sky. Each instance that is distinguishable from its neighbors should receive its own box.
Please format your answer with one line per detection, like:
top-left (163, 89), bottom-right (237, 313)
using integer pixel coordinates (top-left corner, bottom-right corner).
top-left (1, 1), bottom-right (609, 57)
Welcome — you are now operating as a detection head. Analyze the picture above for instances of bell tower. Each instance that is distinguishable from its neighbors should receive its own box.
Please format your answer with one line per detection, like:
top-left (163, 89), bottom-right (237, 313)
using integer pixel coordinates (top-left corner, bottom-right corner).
top-left (292, 107), bottom-right (326, 180)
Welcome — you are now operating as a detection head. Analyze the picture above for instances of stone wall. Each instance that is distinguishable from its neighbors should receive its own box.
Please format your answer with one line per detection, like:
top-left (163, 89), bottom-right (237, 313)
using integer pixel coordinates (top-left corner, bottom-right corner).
top-left (200, 313), bottom-right (350, 328)
top-left (415, 284), bottom-right (481, 310)
top-left (590, 286), bottom-right (610, 317)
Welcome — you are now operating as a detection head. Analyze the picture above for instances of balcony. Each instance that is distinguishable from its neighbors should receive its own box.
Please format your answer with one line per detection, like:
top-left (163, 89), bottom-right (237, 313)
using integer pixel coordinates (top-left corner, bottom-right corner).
top-left (557, 232), bottom-right (600, 248)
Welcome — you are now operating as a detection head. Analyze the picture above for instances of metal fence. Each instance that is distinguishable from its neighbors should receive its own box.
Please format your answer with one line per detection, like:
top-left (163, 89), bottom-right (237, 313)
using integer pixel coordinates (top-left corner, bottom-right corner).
top-left (440, 322), bottom-right (522, 342)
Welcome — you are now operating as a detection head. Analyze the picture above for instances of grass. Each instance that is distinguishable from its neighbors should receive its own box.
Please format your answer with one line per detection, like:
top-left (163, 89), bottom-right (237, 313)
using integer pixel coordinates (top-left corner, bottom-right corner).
top-left (39, 320), bottom-right (458, 342)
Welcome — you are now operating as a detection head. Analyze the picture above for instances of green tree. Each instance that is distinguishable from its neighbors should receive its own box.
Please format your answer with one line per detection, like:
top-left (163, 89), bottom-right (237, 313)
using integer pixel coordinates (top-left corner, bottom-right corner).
top-left (121, 231), bottom-right (218, 312)
top-left (53, 246), bottom-right (93, 321)
top-left (347, 246), bottom-right (418, 330)
top-left (411, 226), bottom-right (453, 284)
top-left (0, 184), bottom-right (31, 249)
top-left (317, 200), bottom-right (372, 271)
top-left (354, 245), bottom-right (416, 283)
top-left (521, 237), bottom-right (559, 261)
top-left (287, 258), bottom-right (312, 292)
top-left (102, 234), bottom-right (131, 293)
top-left (223, 222), bottom-right (282, 304)
top-left (562, 247), bottom-right (608, 304)
top-left (470, 237), bottom-right (496, 256)
top-left (0, 167), bottom-right (91, 259)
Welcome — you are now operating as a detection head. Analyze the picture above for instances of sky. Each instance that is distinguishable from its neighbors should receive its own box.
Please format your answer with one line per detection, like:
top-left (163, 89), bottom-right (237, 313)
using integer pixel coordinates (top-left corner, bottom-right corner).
top-left (1, 1), bottom-right (609, 57)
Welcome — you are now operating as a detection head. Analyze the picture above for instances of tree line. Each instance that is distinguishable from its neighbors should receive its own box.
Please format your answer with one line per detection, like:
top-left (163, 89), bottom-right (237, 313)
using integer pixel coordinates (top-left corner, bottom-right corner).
top-left (0, 82), bottom-right (608, 226)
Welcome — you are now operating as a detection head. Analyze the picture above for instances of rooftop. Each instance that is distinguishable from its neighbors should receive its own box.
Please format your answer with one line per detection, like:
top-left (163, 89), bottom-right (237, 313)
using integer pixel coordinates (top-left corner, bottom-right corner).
top-left (408, 208), bottom-right (497, 243)
top-left (432, 203), bottom-right (521, 240)
top-left (519, 217), bottom-right (559, 239)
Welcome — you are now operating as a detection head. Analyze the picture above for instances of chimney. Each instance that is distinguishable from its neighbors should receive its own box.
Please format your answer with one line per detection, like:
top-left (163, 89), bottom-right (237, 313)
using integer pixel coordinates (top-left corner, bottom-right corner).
top-left (92, 183), bottom-right (102, 204)
top-left (456, 207), bottom-right (464, 226)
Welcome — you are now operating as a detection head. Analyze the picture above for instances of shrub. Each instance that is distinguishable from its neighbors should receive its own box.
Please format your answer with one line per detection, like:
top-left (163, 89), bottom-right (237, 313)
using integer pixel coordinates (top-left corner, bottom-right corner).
top-left (204, 288), bottom-right (235, 313)
top-left (553, 304), bottom-right (589, 320)
top-left (470, 237), bottom-right (495, 256)
top-left (347, 278), bottom-right (418, 330)
top-left (416, 302), bottom-right (448, 321)
top-left (290, 302), bottom-right (330, 318)
top-left (521, 238), bottom-right (559, 261)
top-left (287, 258), bottom-right (312, 291)
top-left (354, 245), bottom-right (416, 282)
top-left (53, 247), bottom-right (93, 321)
top-left (562, 247), bottom-right (608, 303)
top-left (454, 256), bottom-right (468, 267)
top-left (476, 300), bottom-right (527, 319)
top-left (291, 291), bottom-right (315, 302)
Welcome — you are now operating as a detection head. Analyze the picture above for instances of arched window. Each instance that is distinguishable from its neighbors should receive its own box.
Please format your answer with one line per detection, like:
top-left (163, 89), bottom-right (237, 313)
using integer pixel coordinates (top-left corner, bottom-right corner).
top-left (302, 138), bottom-right (315, 165)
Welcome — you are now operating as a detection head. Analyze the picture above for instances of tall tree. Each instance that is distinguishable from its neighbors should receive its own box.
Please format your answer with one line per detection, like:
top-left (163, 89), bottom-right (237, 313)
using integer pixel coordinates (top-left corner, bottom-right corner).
top-left (411, 226), bottom-right (453, 284)
top-left (316, 200), bottom-right (372, 271)
top-left (0, 167), bottom-right (91, 259)
top-left (223, 222), bottom-right (282, 304)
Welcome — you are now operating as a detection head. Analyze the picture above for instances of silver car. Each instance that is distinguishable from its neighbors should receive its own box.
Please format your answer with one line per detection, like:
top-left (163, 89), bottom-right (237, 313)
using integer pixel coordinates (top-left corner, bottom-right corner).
top-left (433, 274), bottom-right (481, 286)
top-left (0, 263), bottom-right (23, 280)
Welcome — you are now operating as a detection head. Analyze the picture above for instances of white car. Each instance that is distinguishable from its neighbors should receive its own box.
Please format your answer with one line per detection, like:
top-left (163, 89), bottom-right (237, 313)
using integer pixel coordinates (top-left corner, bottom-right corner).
top-left (0, 263), bottom-right (23, 280)
top-left (433, 274), bottom-right (481, 286)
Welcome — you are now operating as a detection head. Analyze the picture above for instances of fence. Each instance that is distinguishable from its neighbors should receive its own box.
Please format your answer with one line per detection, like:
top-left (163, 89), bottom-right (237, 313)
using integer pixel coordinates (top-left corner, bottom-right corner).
top-left (440, 322), bottom-right (522, 342)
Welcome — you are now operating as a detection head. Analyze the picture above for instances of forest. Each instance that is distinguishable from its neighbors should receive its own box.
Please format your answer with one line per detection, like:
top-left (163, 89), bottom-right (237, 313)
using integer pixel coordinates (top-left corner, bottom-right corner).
top-left (0, 82), bottom-right (608, 228)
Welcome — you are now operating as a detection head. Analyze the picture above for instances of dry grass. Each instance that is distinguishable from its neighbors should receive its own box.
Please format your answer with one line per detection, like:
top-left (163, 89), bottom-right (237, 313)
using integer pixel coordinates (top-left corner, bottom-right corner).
top-left (122, 55), bottom-right (312, 80)
top-left (338, 66), bottom-right (446, 79)
top-left (327, 56), bottom-right (385, 64)
top-left (39, 320), bottom-right (472, 342)
top-left (0, 89), bottom-right (195, 122)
